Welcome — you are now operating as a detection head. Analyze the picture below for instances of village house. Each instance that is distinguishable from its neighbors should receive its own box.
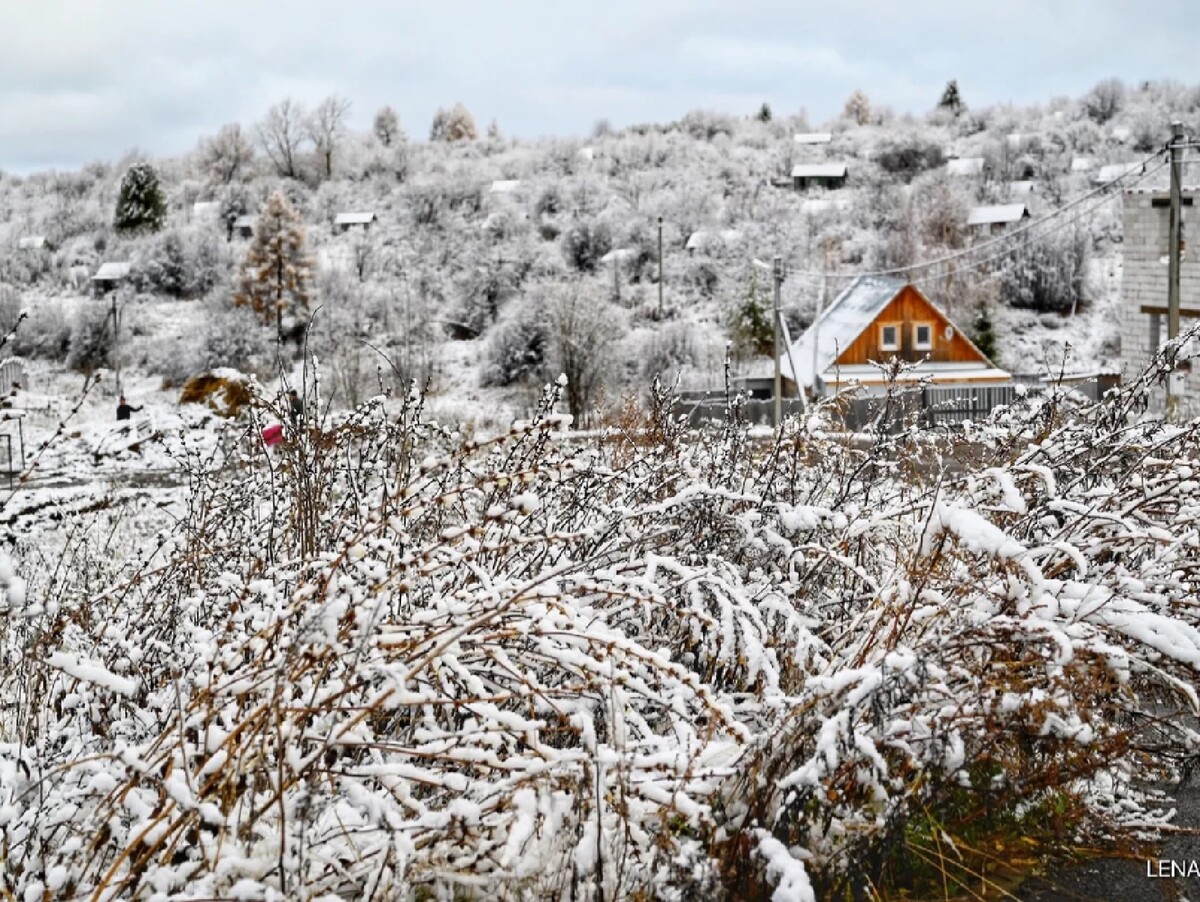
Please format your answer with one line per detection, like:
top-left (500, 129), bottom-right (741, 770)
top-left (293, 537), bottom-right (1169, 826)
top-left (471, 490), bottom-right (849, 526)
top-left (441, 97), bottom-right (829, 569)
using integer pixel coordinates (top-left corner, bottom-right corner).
top-left (780, 276), bottom-right (1009, 395)
top-left (91, 261), bottom-right (131, 295)
top-left (793, 132), bottom-right (833, 146)
top-left (17, 236), bottom-right (48, 251)
top-left (791, 162), bottom-right (848, 191)
top-left (967, 203), bottom-right (1031, 234)
top-left (946, 157), bottom-right (986, 177)
top-left (334, 211), bottom-right (378, 233)
top-left (1095, 162), bottom-right (1142, 186)
top-left (232, 215), bottom-right (256, 239)
top-left (1120, 186), bottom-right (1200, 414)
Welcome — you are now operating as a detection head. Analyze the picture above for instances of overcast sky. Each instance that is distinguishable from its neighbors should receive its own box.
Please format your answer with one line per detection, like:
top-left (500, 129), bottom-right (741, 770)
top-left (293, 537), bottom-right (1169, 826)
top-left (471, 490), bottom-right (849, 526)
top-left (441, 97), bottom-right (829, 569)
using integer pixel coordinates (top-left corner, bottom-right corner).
top-left (1, 0), bottom-right (1195, 174)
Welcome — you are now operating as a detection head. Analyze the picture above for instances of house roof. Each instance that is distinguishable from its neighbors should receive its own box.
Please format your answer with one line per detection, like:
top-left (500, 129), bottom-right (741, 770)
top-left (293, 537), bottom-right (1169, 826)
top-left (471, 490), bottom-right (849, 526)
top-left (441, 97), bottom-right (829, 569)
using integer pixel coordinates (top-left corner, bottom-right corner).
top-left (489, 179), bottom-right (520, 193)
top-left (335, 211), bottom-right (377, 225)
top-left (781, 275), bottom-right (908, 387)
top-left (599, 247), bottom-right (635, 264)
top-left (1069, 156), bottom-right (1094, 172)
top-left (946, 157), bottom-right (985, 176)
top-left (967, 204), bottom-right (1030, 226)
top-left (1095, 162), bottom-right (1142, 185)
top-left (791, 162), bottom-right (848, 178)
top-left (1008, 180), bottom-right (1036, 195)
top-left (233, 214), bottom-right (256, 229)
top-left (793, 132), bottom-right (833, 145)
top-left (92, 261), bottom-right (131, 281)
top-left (685, 229), bottom-right (743, 250)
top-left (17, 236), bottom-right (46, 250)
top-left (192, 201), bottom-right (218, 215)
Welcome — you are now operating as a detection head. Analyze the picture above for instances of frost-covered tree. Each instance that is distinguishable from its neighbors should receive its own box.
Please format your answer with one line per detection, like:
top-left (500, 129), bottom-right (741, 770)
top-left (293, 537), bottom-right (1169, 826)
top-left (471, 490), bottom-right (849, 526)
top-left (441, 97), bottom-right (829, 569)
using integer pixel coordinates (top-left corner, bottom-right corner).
top-left (197, 123), bottom-right (255, 185)
top-left (561, 219), bottom-right (613, 273)
top-left (731, 270), bottom-right (774, 358)
top-left (430, 103), bottom-right (478, 142)
top-left (113, 162), bottom-right (166, 235)
top-left (308, 94), bottom-right (352, 179)
top-left (843, 89), bottom-right (872, 126)
top-left (1084, 78), bottom-right (1125, 124)
top-left (66, 298), bottom-right (115, 374)
top-left (938, 79), bottom-right (965, 116)
top-left (255, 99), bottom-right (308, 179)
top-left (372, 105), bottom-right (403, 146)
top-left (233, 190), bottom-right (312, 338)
top-left (545, 285), bottom-right (620, 424)
top-left (998, 224), bottom-right (1090, 314)
top-left (970, 305), bottom-right (999, 364)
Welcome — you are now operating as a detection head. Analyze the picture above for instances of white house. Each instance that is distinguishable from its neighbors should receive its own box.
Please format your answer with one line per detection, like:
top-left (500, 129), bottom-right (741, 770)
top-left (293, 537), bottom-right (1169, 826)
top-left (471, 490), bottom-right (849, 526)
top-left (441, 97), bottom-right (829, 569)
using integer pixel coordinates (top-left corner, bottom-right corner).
top-left (232, 215), bottom-right (257, 239)
top-left (1095, 162), bottom-right (1142, 186)
top-left (17, 236), bottom-right (47, 251)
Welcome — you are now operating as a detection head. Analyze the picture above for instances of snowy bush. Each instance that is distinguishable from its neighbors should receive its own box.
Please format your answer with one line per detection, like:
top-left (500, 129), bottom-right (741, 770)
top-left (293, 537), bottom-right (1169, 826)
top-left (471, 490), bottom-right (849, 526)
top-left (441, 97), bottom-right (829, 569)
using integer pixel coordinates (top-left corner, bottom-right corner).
top-left (65, 299), bottom-right (116, 374)
top-left (998, 223), bottom-right (1090, 314)
top-left (561, 219), bottom-right (613, 273)
top-left (481, 297), bottom-right (548, 387)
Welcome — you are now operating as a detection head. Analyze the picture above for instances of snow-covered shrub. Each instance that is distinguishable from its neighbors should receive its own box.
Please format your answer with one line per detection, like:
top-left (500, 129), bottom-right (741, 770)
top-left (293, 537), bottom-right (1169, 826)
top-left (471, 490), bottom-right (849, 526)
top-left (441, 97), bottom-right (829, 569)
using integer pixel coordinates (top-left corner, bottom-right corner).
top-left (679, 109), bottom-right (737, 141)
top-left (481, 297), bottom-right (548, 387)
top-left (10, 299), bottom-right (71, 361)
top-left (1084, 77), bottom-right (1126, 124)
top-left (998, 223), bottom-right (1090, 314)
top-left (640, 320), bottom-right (696, 380)
top-left (874, 132), bottom-right (946, 180)
top-left (195, 304), bottom-right (274, 375)
top-left (65, 299), bottom-right (115, 373)
top-left (561, 219), bottom-right (613, 273)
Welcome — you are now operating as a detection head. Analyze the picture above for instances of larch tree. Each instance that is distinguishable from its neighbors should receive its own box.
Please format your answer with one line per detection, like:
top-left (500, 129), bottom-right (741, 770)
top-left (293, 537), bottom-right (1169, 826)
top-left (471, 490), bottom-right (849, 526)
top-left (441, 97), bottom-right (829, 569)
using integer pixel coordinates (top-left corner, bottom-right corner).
top-left (843, 89), bottom-right (872, 125)
top-left (255, 99), bottom-right (308, 179)
top-left (430, 102), bottom-right (478, 142)
top-left (308, 94), bottom-right (352, 179)
top-left (198, 123), bottom-right (256, 185)
top-left (373, 105), bottom-right (403, 146)
top-left (114, 162), bottom-right (167, 235)
top-left (233, 190), bottom-right (312, 340)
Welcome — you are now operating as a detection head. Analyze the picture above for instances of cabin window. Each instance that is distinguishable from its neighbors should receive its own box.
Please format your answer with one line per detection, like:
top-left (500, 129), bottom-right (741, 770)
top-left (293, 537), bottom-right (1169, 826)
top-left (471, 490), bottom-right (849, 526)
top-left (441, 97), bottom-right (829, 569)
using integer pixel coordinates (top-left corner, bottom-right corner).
top-left (913, 322), bottom-right (933, 351)
top-left (879, 323), bottom-right (899, 351)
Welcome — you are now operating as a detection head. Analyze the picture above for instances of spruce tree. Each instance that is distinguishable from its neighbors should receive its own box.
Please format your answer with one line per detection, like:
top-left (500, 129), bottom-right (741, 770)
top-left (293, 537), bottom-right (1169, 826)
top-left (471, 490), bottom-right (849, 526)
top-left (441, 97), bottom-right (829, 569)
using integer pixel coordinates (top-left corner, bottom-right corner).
top-left (114, 162), bottom-right (167, 234)
top-left (938, 80), bottom-right (965, 116)
top-left (233, 191), bottom-right (312, 340)
top-left (757, 102), bottom-right (772, 123)
top-left (732, 271), bottom-right (774, 358)
top-left (971, 306), bottom-right (999, 364)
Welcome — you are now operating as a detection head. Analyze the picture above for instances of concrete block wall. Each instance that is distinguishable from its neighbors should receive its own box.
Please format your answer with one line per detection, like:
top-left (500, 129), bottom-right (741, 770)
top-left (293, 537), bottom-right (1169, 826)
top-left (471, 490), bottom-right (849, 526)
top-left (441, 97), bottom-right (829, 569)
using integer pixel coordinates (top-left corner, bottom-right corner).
top-left (1119, 191), bottom-right (1200, 413)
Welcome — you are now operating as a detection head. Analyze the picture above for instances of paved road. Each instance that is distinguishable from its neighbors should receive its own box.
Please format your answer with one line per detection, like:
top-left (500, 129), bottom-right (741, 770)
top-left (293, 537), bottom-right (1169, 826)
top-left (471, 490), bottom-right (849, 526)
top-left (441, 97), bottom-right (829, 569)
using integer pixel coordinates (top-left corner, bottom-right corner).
top-left (1019, 783), bottom-right (1200, 901)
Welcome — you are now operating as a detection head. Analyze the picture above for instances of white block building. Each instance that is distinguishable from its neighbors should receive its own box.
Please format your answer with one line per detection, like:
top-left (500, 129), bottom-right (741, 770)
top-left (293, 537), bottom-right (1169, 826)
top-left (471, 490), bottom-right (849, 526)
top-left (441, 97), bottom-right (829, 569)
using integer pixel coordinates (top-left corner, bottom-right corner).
top-left (1120, 187), bottom-right (1200, 413)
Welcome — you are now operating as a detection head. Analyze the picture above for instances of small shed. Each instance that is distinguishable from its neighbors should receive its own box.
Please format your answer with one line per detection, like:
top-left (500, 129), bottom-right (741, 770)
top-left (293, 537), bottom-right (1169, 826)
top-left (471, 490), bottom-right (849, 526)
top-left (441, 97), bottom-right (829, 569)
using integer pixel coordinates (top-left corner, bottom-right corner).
top-left (92, 261), bottom-right (131, 295)
top-left (334, 211), bottom-right (378, 233)
top-left (793, 132), bottom-right (833, 146)
top-left (967, 203), bottom-right (1031, 233)
top-left (232, 215), bottom-right (257, 239)
top-left (489, 180), bottom-right (521, 194)
top-left (1111, 125), bottom-right (1132, 144)
top-left (946, 157), bottom-right (986, 177)
top-left (1007, 180), bottom-right (1036, 197)
top-left (781, 276), bottom-right (1009, 395)
top-left (685, 229), bottom-right (743, 253)
top-left (1095, 162), bottom-right (1142, 186)
top-left (1070, 156), bottom-right (1095, 173)
top-left (192, 201), bottom-right (219, 223)
top-left (17, 236), bottom-right (47, 251)
top-left (791, 162), bottom-right (848, 191)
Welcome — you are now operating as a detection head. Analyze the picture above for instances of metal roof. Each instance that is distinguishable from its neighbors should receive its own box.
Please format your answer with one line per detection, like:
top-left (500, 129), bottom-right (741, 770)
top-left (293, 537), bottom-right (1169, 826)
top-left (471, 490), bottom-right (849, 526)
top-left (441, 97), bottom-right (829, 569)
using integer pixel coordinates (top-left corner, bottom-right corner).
top-left (17, 236), bottom-right (46, 250)
top-left (967, 204), bottom-right (1029, 226)
top-left (335, 212), bottom-right (377, 225)
top-left (1069, 156), bottom-right (1094, 172)
top-left (790, 163), bottom-right (848, 178)
top-left (781, 275), bottom-right (907, 387)
top-left (489, 179), bottom-right (520, 193)
top-left (92, 261), bottom-right (131, 281)
top-left (793, 132), bottom-right (833, 145)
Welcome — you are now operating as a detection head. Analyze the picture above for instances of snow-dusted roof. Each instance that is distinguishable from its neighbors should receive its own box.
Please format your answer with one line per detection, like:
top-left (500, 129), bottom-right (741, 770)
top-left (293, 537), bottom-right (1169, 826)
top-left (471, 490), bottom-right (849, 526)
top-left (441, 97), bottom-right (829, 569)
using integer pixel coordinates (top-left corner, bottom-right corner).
top-left (17, 236), bottom-right (46, 250)
top-left (578, 146), bottom-right (595, 161)
top-left (233, 215), bottom-right (256, 229)
top-left (1070, 156), bottom-right (1094, 172)
top-left (946, 157), bottom-right (985, 176)
top-left (1095, 162), bottom-right (1142, 185)
top-left (1111, 125), bottom-right (1132, 143)
top-left (335, 212), bottom-right (377, 225)
top-left (489, 179), bottom-right (520, 193)
top-left (781, 275), bottom-right (907, 387)
top-left (1007, 180), bottom-right (1035, 195)
top-left (791, 163), bottom-right (848, 178)
top-left (192, 201), bottom-right (218, 215)
top-left (793, 132), bottom-right (833, 145)
top-left (1006, 133), bottom-right (1024, 149)
top-left (599, 248), bottom-right (635, 264)
top-left (967, 204), bottom-right (1029, 226)
top-left (92, 261), bottom-right (131, 281)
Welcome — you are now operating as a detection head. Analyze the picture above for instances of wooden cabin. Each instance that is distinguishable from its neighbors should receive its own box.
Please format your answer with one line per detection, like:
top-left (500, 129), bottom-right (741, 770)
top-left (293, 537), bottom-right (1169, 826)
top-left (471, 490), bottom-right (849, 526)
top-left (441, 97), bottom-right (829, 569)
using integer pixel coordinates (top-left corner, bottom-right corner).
top-left (91, 261), bottom-right (131, 296)
top-left (791, 163), bottom-right (848, 191)
top-left (781, 276), bottom-right (1009, 395)
top-left (335, 211), bottom-right (378, 233)
top-left (967, 203), bottom-right (1030, 234)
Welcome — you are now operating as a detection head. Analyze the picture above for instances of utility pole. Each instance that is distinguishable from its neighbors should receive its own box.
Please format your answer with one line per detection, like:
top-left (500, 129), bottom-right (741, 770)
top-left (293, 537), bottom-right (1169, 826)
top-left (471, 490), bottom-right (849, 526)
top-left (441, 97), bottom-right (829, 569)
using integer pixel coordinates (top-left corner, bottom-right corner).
top-left (772, 255), bottom-right (783, 427)
top-left (1167, 120), bottom-right (1185, 419)
top-left (111, 291), bottom-right (122, 398)
top-left (657, 216), bottom-right (664, 316)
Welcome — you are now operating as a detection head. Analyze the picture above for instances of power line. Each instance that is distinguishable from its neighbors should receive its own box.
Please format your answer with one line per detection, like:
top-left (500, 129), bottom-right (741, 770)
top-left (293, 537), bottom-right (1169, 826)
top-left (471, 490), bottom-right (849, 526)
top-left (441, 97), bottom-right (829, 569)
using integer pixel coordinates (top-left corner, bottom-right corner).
top-left (775, 147), bottom-right (1168, 283)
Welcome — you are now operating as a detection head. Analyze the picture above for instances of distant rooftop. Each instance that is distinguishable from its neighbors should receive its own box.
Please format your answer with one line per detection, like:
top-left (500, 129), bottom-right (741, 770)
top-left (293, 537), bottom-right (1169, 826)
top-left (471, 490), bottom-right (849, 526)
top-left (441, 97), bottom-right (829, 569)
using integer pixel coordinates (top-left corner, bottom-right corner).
top-left (335, 211), bottom-right (377, 225)
top-left (93, 261), bottom-right (131, 281)
top-left (791, 162), bottom-right (848, 178)
top-left (793, 132), bottom-right (833, 145)
top-left (967, 203), bottom-right (1030, 226)
top-left (1094, 162), bottom-right (1143, 185)
top-left (489, 179), bottom-right (520, 193)
top-left (946, 157), bottom-right (985, 176)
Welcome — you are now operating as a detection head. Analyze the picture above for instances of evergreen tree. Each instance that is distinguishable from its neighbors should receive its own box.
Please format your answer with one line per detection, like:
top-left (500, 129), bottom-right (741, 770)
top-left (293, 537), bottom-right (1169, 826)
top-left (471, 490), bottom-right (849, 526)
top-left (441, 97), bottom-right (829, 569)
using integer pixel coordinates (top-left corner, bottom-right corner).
top-left (971, 306), bottom-right (999, 364)
top-left (114, 162), bottom-right (167, 234)
top-left (731, 271), bottom-right (774, 358)
top-left (938, 80), bottom-right (965, 116)
top-left (756, 102), bottom-right (772, 123)
top-left (233, 191), bottom-right (312, 340)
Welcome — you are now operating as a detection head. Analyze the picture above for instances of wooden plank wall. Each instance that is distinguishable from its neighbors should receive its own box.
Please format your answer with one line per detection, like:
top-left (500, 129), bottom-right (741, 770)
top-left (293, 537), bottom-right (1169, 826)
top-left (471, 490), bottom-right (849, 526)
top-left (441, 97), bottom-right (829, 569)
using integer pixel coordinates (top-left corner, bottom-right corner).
top-left (836, 285), bottom-right (987, 366)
